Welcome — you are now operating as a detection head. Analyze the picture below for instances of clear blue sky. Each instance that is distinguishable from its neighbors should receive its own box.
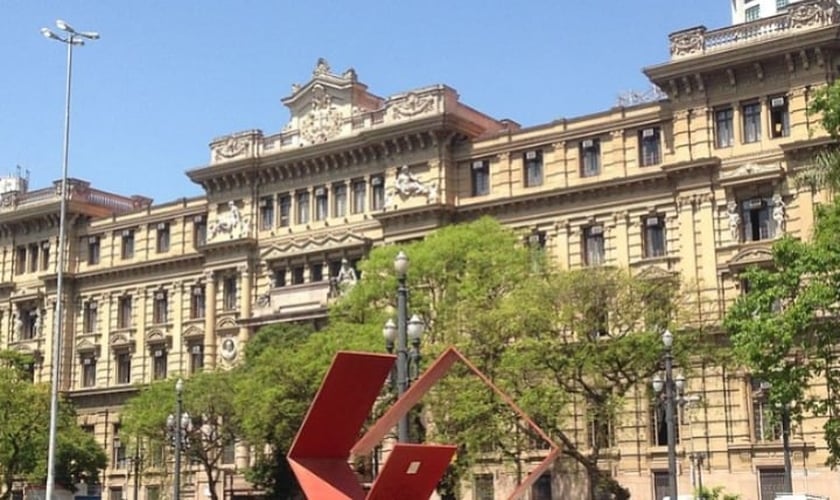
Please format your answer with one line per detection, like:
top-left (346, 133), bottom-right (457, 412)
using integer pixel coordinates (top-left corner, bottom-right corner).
top-left (0, 1), bottom-right (728, 204)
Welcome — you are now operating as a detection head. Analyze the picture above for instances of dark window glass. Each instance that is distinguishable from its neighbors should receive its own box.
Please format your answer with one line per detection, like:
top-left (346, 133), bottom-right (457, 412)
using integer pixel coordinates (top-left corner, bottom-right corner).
top-left (581, 139), bottom-right (601, 177)
top-left (471, 160), bottom-right (490, 196)
top-left (524, 150), bottom-right (543, 187)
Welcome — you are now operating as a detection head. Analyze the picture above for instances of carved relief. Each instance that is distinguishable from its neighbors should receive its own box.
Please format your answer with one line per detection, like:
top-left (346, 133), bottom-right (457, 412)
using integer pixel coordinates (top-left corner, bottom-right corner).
top-left (772, 194), bottom-right (787, 236)
top-left (727, 200), bottom-right (741, 243)
top-left (207, 201), bottom-right (251, 243)
top-left (720, 162), bottom-right (781, 179)
top-left (789, 0), bottom-right (839, 29)
top-left (391, 91), bottom-right (436, 120)
top-left (220, 336), bottom-right (238, 362)
top-left (214, 136), bottom-right (248, 161)
top-left (669, 27), bottom-right (706, 57)
top-left (299, 84), bottom-right (343, 145)
top-left (384, 165), bottom-right (438, 207)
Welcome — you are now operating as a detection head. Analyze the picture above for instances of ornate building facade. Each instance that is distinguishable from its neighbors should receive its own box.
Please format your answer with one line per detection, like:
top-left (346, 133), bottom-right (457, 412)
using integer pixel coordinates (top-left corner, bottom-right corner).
top-left (3, 2), bottom-right (840, 499)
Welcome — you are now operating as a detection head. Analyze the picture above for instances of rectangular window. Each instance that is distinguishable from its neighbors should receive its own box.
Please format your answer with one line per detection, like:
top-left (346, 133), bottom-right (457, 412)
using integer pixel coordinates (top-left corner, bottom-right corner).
top-left (116, 352), bottom-right (131, 385)
top-left (650, 396), bottom-right (680, 446)
top-left (314, 186), bottom-right (328, 221)
top-left (580, 139), bottom-right (602, 177)
top-left (715, 107), bottom-right (734, 148)
top-left (742, 102), bottom-right (762, 143)
top-left (311, 263), bottom-right (324, 282)
top-left (259, 196), bottom-right (274, 230)
top-left (190, 285), bottom-right (206, 319)
top-left (151, 347), bottom-right (167, 380)
top-left (273, 268), bottom-right (287, 288)
top-left (88, 236), bottom-right (101, 265)
top-left (652, 471), bottom-right (669, 500)
top-left (639, 128), bottom-right (661, 166)
top-left (15, 246), bottom-right (25, 275)
top-left (189, 343), bottom-right (204, 374)
top-left (745, 4), bottom-right (761, 21)
top-left (333, 184), bottom-right (347, 218)
top-left (473, 474), bottom-right (494, 500)
top-left (741, 197), bottom-right (773, 241)
top-left (296, 192), bottom-right (310, 224)
top-left (156, 223), bottom-right (170, 253)
top-left (587, 410), bottom-right (613, 450)
top-left (770, 96), bottom-right (790, 138)
top-left (758, 468), bottom-right (786, 500)
top-left (153, 291), bottom-right (168, 324)
top-left (28, 244), bottom-right (38, 273)
top-left (523, 150), bottom-right (543, 187)
top-left (194, 216), bottom-right (207, 248)
top-left (371, 176), bottom-right (385, 210)
top-left (83, 301), bottom-right (97, 334)
top-left (471, 160), bottom-right (490, 196)
top-left (113, 426), bottom-right (126, 469)
top-left (751, 379), bottom-right (782, 441)
top-left (643, 215), bottom-right (667, 258)
top-left (109, 488), bottom-right (123, 500)
top-left (352, 180), bottom-right (367, 214)
top-left (81, 355), bottom-right (96, 388)
top-left (222, 440), bottom-right (236, 464)
top-left (146, 486), bottom-right (160, 500)
top-left (120, 230), bottom-right (135, 259)
top-left (292, 266), bottom-right (305, 285)
top-left (531, 474), bottom-right (552, 500)
top-left (41, 242), bottom-right (50, 271)
top-left (583, 225), bottom-right (605, 266)
top-left (776, 0), bottom-right (789, 9)
top-left (118, 296), bottom-right (132, 329)
top-left (223, 276), bottom-right (237, 311)
top-left (278, 194), bottom-right (291, 227)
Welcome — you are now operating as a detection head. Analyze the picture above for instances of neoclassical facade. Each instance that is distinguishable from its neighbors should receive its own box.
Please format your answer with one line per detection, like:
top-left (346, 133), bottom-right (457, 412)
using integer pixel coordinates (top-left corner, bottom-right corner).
top-left (3, 2), bottom-right (840, 499)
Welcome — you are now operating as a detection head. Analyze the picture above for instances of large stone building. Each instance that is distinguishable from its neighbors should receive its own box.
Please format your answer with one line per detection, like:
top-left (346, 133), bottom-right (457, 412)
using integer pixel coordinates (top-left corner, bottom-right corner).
top-left (4, 1), bottom-right (840, 499)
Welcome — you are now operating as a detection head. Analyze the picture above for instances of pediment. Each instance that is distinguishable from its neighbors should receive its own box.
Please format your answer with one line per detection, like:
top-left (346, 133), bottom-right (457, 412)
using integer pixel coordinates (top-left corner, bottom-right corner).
top-left (110, 333), bottom-right (131, 347)
top-left (76, 339), bottom-right (98, 353)
top-left (217, 317), bottom-right (238, 330)
top-left (183, 325), bottom-right (204, 340)
top-left (146, 329), bottom-right (167, 343)
top-left (636, 265), bottom-right (677, 281)
top-left (727, 246), bottom-right (774, 271)
top-left (261, 232), bottom-right (370, 262)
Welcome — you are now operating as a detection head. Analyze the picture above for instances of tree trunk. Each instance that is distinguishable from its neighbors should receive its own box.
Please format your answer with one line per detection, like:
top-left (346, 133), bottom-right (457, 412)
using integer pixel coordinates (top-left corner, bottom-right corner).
top-left (587, 464), bottom-right (630, 500)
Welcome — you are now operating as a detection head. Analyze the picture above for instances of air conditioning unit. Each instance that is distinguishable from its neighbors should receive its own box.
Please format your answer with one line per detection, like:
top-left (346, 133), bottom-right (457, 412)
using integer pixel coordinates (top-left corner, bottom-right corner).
top-left (471, 160), bottom-right (486, 170)
top-left (194, 215), bottom-right (205, 223)
top-left (153, 349), bottom-right (164, 358)
top-left (88, 236), bottom-right (98, 244)
top-left (645, 216), bottom-right (661, 227)
top-left (642, 128), bottom-right (656, 138)
top-left (582, 139), bottom-right (594, 149)
top-left (88, 302), bottom-right (98, 310)
top-left (259, 198), bottom-right (269, 207)
top-left (371, 177), bottom-right (383, 186)
top-left (192, 287), bottom-right (204, 296)
top-left (155, 292), bottom-right (166, 300)
top-left (122, 229), bottom-right (132, 237)
top-left (83, 357), bottom-right (93, 366)
top-left (314, 187), bottom-right (326, 197)
top-left (771, 97), bottom-right (786, 108)
top-left (525, 150), bottom-right (539, 160)
top-left (191, 345), bottom-right (202, 354)
top-left (42, 241), bottom-right (50, 249)
top-left (156, 222), bottom-right (168, 230)
top-left (747, 198), bottom-right (765, 209)
top-left (589, 225), bottom-right (603, 235)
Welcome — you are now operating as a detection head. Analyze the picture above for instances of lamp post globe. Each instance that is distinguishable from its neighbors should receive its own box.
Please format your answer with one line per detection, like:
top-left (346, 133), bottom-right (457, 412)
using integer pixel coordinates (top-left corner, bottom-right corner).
top-left (662, 328), bottom-right (674, 349)
top-left (394, 250), bottom-right (409, 276)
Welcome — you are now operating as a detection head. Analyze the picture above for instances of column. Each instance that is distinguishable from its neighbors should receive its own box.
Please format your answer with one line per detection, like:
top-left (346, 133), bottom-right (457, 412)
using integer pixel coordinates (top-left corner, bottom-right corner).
top-left (553, 220), bottom-right (570, 269)
top-left (788, 87), bottom-right (810, 139)
top-left (676, 195), bottom-right (699, 284)
top-left (203, 270), bottom-right (217, 370)
top-left (672, 109), bottom-right (693, 163)
top-left (238, 264), bottom-right (252, 345)
top-left (609, 130), bottom-right (626, 177)
top-left (495, 152), bottom-right (511, 196)
top-left (690, 107), bottom-right (711, 160)
top-left (696, 194), bottom-right (719, 321)
top-left (550, 141), bottom-right (567, 188)
top-left (612, 211), bottom-right (630, 267)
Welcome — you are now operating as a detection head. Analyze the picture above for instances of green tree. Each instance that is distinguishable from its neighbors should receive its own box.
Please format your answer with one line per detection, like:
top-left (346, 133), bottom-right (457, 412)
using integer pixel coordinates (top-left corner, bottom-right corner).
top-left (122, 371), bottom-right (238, 500)
top-left (798, 80), bottom-right (840, 192)
top-left (0, 356), bottom-right (106, 499)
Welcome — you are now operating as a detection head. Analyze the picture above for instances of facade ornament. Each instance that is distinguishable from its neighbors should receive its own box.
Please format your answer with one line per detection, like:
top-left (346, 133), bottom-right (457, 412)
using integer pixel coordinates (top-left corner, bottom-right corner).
top-left (33, 309), bottom-right (43, 338)
top-left (335, 258), bottom-right (358, 294)
top-left (342, 68), bottom-right (358, 82)
top-left (208, 201), bottom-right (250, 243)
top-left (13, 313), bottom-right (22, 340)
top-left (214, 136), bottom-right (248, 161)
top-left (669, 27), bottom-right (706, 58)
top-left (391, 91), bottom-right (435, 120)
top-left (312, 57), bottom-right (331, 77)
top-left (384, 165), bottom-right (439, 207)
top-left (772, 194), bottom-right (787, 235)
top-left (789, 0), bottom-right (839, 29)
top-left (220, 337), bottom-right (238, 362)
top-left (291, 83), bottom-right (302, 94)
top-left (300, 84), bottom-right (343, 145)
top-left (720, 162), bottom-right (781, 179)
top-left (727, 200), bottom-right (742, 243)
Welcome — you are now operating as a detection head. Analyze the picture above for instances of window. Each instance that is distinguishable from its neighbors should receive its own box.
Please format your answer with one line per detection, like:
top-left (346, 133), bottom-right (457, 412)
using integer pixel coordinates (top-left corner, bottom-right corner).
top-left (273, 268), bottom-right (287, 288)
top-left (770, 96), bottom-right (790, 138)
top-left (371, 176), bottom-right (385, 210)
top-left (583, 225), bottom-right (605, 266)
top-left (650, 395), bottom-right (680, 446)
top-left (776, 0), bottom-right (789, 9)
top-left (120, 230), bottom-right (134, 259)
top-left (292, 266), bottom-right (305, 285)
top-left (222, 441), bottom-right (236, 465)
top-left (333, 183), bottom-right (347, 217)
top-left (311, 263), bottom-right (324, 282)
top-left (15, 246), bottom-right (25, 275)
top-left (194, 215), bottom-right (207, 247)
top-left (116, 352), bottom-right (131, 384)
top-left (151, 346), bottom-right (167, 380)
top-left (109, 487), bottom-right (123, 500)
top-left (190, 285), bottom-right (205, 319)
top-left (742, 102), bottom-right (762, 143)
top-left (643, 215), bottom-right (667, 258)
top-left (652, 471), bottom-right (669, 500)
top-left (587, 410), bottom-right (613, 450)
top-left (758, 468), bottom-right (786, 500)
top-left (352, 180), bottom-right (367, 214)
top-left (81, 355), bottom-right (96, 388)
top-left (470, 160), bottom-right (490, 196)
top-left (752, 379), bottom-right (782, 441)
top-left (113, 426), bottom-right (127, 469)
top-left (639, 128), bottom-right (661, 166)
top-left (745, 4), bottom-right (761, 21)
top-left (523, 150), bottom-right (543, 187)
top-left (40, 242), bottom-right (50, 271)
top-left (20, 309), bottom-right (38, 340)
top-left (223, 276), bottom-right (237, 311)
top-left (715, 107), bottom-right (734, 148)
top-left (580, 139), bottom-right (601, 177)
top-left (28, 244), bottom-right (37, 273)
top-left (531, 474), bottom-right (552, 500)
top-left (278, 194), bottom-right (291, 227)
top-left (156, 223), bottom-right (170, 253)
top-left (189, 343), bottom-right (204, 374)
top-left (314, 186), bottom-right (328, 221)
top-left (118, 296), bottom-right (132, 329)
top-left (296, 192), bottom-right (310, 224)
top-left (259, 196), bottom-right (274, 230)
top-left (741, 197), bottom-right (774, 241)
top-left (87, 236), bottom-right (101, 265)
top-left (83, 301), bottom-right (97, 333)
top-left (473, 474), bottom-right (494, 500)
top-left (153, 291), bottom-right (168, 324)
top-left (146, 486), bottom-right (161, 500)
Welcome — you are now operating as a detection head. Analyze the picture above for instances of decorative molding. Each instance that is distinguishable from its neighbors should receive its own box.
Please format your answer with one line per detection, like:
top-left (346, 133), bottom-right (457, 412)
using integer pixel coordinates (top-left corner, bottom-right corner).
top-left (390, 91), bottom-right (436, 120)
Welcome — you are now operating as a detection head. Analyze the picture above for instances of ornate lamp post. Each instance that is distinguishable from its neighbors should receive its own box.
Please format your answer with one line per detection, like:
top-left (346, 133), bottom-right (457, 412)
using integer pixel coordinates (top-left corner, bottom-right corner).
top-left (167, 379), bottom-right (191, 500)
top-left (41, 19), bottom-right (99, 500)
top-left (651, 329), bottom-right (681, 500)
top-left (382, 250), bottom-right (425, 443)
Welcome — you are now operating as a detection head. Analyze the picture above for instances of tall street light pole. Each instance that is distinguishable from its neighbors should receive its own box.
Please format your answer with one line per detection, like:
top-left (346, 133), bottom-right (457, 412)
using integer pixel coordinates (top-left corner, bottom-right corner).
top-left (167, 378), bottom-right (187, 500)
top-left (41, 20), bottom-right (99, 500)
top-left (652, 329), bottom-right (679, 500)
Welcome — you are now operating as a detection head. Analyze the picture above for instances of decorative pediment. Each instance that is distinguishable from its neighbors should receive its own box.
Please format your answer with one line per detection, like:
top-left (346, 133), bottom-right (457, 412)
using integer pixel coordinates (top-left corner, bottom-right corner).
top-left (260, 231), bottom-right (371, 262)
top-left (636, 265), bottom-right (677, 281)
top-left (217, 317), bottom-right (238, 331)
top-left (110, 332), bottom-right (132, 350)
top-left (726, 246), bottom-right (774, 272)
top-left (719, 162), bottom-right (783, 186)
top-left (146, 329), bottom-right (167, 343)
top-left (183, 325), bottom-right (204, 340)
top-left (76, 339), bottom-right (98, 354)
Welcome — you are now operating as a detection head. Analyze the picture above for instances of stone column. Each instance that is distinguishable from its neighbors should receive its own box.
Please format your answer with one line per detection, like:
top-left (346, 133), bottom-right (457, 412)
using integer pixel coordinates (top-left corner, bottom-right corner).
top-left (676, 195), bottom-right (699, 284)
top-left (789, 87), bottom-right (809, 139)
top-left (238, 264), bottom-right (252, 345)
top-left (612, 211), bottom-right (630, 267)
top-left (553, 220), bottom-right (570, 270)
top-left (609, 130), bottom-right (626, 177)
top-left (690, 107), bottom-right (711, 160)
top-left (550, 141), bottom-right (567, 188)
top-left (495, 152), bottom-right (512, 196)
top-left (695, 194), bottom-right (718, 301)
top-left (672, 109), bottom-right (693, 162)
top-left (204, 270), bottom-right (217, 370)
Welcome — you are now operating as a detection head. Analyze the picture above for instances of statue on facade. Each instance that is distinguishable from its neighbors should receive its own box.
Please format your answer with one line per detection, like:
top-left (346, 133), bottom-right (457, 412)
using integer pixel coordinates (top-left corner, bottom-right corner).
top-left (33, 309), bottom-right (42, 338)
top-left (385, 165), bottom-right (438, 207)
top-left (772, 194), bottom-right (787, 235)
top-left (335, 259), bottom-right (358, 294)
top-left (208, 201), bottom-right (249, 242)
top-left (727, 200), bottom-right (741, 243)
top-left (13, 313), bottom-right (22, 340)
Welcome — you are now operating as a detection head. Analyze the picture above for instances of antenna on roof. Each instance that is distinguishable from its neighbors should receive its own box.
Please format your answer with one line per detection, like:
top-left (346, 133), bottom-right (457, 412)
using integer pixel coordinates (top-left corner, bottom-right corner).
top-left (617, 86), bottom-right (668, 107)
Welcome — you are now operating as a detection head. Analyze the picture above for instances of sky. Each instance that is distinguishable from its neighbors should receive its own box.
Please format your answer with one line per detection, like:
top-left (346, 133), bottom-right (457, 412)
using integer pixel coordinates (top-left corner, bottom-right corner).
top-left (0, 1), bottom-right (729, 205)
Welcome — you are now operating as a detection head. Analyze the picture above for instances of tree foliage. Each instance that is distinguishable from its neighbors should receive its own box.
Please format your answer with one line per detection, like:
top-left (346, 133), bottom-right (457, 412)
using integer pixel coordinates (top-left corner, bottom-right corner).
top-left (799, 80), bottom-right (840, 192)
top-left (0, 356), bottom-right (106, 500)
top-left (121, 371), bottom-right (238, 500)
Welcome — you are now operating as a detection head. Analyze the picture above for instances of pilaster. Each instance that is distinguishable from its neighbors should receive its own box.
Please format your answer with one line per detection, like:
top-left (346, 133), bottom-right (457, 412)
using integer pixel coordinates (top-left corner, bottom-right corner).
top-left (553, 220), bottom-right (570, 270)
top-left (676, 195), bottom-right (699, 284)
top-left (238, 264), bottom-right (252, 345)
top-left (672, 109), bottom-right (692, 162)
top-left (609, 130), bottom-right (626, 177)
top-left (696, 194), bottom-right (718, 296)
top-left (789, 87), bottom-right (810, 139)
top-left (612, 211), bottom-right (630, 267)
top-left (204, 270), bottom-right (217, 370)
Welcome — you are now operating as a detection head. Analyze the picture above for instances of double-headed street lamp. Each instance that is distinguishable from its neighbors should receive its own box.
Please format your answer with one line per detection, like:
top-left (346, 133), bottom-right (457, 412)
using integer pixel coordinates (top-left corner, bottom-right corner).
top-left (651, 329), bottom-right (680, 500)
top-left (382, 250), bottom-right (425, 443)
top-left (167, 379), bottom-right (192, 500)
top-left (41, 19), bottom-right (99, 500)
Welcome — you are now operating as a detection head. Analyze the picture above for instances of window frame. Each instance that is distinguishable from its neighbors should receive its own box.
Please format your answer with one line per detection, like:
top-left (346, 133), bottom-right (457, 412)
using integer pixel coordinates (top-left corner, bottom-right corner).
top-left (470, 159), bottom-right (490, 196)
top-left (639, 127), bottom-right (662, 166)
top-left (769, 95), bottom-right (790, 138)
top-left (87, 236), bottom-right (101, 265)
top-left (83, 301), bottom-right (98, 334)
top-left (151, 346), bottom-right (168, 380)
top-left (742, 101), bottom-right (762, 143)
top-left (715, 107), bottom-right (735, 148)
top-left (81, 354), bottom-right (96, 388)
top-left (523, 150), bottom-right (544, 187)
top-left (642, 215), bottom-right (667, 258)
top-left (314, 186), bottom-right (329, 221)
top-left (116, 351), bottom-right (132, 385)
top-left (259, 195), bottom-right (275, 230)
top-left (582, 225), bottom-right (605, 266)
top-left (296, 191), bottom-right (310, 224)
top-left (580, 139), bottom-right (602, 177)
top-left (155, 223), bottom-right (170, 253)
top-left (333, 183), bottom-right (348, 218)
